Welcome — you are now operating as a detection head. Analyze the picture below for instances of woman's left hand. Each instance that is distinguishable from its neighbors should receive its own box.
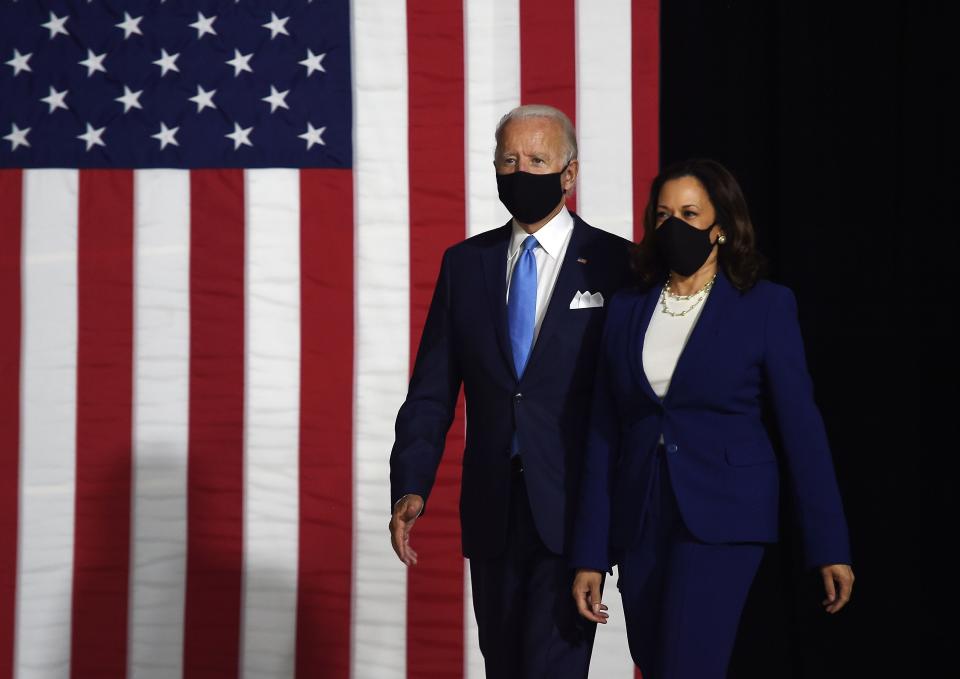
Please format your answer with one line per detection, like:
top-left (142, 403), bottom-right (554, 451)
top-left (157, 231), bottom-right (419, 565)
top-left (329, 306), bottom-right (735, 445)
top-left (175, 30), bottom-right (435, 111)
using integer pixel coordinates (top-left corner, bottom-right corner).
top-left (819, 563), bottom-right (854, 613)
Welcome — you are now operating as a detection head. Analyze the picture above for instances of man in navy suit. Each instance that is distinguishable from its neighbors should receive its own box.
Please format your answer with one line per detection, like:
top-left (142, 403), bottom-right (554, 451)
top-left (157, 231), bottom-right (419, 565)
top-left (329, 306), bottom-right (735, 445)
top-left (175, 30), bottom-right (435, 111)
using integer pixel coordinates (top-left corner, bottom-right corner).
top-left (389, 105), bottom-right (633, 678)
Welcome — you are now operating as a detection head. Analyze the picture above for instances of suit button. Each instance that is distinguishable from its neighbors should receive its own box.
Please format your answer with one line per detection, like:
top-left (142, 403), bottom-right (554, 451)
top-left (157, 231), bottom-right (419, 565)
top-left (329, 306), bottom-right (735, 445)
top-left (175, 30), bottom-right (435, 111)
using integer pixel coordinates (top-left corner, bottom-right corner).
top-left (666, 443), bottom-right (678, 453)
top-left (514, 392), bottom-right (523, 401)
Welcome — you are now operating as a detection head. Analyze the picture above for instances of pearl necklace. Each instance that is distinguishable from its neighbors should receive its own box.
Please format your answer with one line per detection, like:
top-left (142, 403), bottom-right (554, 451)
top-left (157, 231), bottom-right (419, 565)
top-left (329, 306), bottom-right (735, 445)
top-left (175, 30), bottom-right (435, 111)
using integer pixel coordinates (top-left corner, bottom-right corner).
top-left (659, 273), bottom-right (716, 317)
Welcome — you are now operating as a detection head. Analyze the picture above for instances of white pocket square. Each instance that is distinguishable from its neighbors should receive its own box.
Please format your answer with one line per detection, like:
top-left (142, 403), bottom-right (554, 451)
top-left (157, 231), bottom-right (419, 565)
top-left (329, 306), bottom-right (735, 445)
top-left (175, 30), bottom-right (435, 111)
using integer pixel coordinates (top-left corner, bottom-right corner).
top-left (569, 291), bottom-right (604, 309)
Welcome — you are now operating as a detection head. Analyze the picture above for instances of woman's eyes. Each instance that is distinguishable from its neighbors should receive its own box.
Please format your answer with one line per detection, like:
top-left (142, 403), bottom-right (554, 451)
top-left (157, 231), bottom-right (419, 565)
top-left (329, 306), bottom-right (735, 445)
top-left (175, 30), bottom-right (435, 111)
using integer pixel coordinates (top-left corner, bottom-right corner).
top-left (656, 210), bottom-right (699, 221)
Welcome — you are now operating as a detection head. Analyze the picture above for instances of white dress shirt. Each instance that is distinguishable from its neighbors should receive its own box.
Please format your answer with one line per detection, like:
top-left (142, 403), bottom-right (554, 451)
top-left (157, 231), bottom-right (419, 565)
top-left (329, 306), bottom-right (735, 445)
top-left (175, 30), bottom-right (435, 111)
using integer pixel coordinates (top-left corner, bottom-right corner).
top-left (505, 207), bottom-right (574, 342)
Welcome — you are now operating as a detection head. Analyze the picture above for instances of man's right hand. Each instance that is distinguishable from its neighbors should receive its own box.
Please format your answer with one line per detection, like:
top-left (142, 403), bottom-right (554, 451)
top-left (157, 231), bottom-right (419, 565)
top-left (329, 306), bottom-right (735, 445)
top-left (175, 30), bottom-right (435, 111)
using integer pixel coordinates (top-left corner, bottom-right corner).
top-left (389, 494), bottom-right (424, 566)
top-left (572, 569), bottom-right (608, 623)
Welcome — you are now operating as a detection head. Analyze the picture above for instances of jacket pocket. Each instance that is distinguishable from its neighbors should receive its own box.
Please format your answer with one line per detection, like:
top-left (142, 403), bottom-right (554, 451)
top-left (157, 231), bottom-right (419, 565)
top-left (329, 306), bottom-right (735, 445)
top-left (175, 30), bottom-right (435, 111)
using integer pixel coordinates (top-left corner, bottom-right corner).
top-left (724, 439), bottom-right (777, 466)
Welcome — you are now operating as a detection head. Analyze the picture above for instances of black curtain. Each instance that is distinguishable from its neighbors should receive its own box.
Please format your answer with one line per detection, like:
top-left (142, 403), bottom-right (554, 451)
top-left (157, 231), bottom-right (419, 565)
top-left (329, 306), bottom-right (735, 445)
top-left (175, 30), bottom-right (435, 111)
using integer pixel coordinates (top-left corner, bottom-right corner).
top-left (660, 1), bottom-right (952, 676)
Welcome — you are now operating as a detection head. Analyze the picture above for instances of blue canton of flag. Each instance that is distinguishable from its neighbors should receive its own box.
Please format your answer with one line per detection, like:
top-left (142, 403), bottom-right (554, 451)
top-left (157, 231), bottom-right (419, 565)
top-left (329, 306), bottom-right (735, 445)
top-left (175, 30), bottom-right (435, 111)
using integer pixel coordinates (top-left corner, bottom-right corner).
top-left (0, 0), bottom-right (352, 168)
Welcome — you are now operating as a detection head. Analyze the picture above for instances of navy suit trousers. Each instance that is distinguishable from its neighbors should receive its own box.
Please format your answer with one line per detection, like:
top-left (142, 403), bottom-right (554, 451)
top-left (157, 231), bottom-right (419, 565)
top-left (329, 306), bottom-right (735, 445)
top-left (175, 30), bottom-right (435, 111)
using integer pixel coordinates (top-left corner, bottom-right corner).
top-left (618, 446), bottom-right (765, 679)
top-left (470, 462), bottom-right (598, 679)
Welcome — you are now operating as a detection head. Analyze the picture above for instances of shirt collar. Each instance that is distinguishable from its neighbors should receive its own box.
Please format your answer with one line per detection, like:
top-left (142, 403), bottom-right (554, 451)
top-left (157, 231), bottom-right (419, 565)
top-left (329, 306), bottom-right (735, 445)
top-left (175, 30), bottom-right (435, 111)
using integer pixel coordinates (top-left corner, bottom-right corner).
top-left (507, 206), bottom-right (573, 261)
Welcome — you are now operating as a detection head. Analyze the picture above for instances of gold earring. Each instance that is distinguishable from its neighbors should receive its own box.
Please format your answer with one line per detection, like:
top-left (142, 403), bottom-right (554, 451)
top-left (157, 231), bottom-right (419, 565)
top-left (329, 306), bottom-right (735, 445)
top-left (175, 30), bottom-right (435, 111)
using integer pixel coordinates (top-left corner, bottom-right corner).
top-left (717, 233), bottom-right (727, 245)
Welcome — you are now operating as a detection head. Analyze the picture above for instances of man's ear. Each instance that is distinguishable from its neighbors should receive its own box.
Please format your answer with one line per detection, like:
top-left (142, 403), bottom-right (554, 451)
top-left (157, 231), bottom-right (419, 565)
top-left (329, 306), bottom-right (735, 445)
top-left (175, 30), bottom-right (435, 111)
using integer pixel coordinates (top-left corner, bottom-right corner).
top-left (562, 159), bottom-right (579, 193)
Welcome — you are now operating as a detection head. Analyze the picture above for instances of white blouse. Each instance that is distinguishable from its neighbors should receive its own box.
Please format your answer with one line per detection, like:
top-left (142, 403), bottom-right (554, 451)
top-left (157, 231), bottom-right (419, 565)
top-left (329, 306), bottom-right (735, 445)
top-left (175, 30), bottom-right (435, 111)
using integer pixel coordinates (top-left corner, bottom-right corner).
top-left (642, 284), bottom-right (712, 399)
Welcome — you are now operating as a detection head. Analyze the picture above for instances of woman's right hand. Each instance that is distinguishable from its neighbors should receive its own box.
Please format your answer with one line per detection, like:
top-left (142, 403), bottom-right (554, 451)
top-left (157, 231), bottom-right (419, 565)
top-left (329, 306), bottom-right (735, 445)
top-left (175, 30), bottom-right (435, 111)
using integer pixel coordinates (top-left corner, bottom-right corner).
top-left (572, 569), bottom-right (608, 623)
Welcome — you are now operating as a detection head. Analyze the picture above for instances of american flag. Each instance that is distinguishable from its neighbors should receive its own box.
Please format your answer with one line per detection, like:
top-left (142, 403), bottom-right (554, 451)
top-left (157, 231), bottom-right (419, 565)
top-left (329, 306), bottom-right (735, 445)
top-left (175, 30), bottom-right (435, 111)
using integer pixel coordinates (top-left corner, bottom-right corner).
top-left (0, 1), bottom-right (658, 678)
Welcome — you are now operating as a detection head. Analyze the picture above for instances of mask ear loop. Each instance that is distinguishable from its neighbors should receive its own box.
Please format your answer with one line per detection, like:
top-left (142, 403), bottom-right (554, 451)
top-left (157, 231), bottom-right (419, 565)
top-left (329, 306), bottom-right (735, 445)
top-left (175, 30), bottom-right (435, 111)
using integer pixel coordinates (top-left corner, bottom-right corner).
top-left (703, 221), bottom-right (721, 244)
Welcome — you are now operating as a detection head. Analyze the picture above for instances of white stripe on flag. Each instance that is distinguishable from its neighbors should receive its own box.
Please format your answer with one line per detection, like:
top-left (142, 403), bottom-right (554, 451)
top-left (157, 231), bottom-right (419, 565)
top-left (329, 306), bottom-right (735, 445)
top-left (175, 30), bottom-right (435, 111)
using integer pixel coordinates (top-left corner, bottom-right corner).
top-left (15, 169), bottom-right (78, 679)
top-left (577, 3), bottom-right (636, 673)
top-left (129, 169), bottom-right (190, 679)
top-left (465, 0), bottom-right (520, 239)
top-left (241, 169), bottom-right (302, 679)
top-left (464, 1), bottom-right (521, 675)
top-left (352, 1), bottom-right (411, 677)
top-left (576, 0), bottom-right (635, 242)
top-left (464, 566), bottom-right (482, 679)
top-left (598, 564), bottom-right (635, 676)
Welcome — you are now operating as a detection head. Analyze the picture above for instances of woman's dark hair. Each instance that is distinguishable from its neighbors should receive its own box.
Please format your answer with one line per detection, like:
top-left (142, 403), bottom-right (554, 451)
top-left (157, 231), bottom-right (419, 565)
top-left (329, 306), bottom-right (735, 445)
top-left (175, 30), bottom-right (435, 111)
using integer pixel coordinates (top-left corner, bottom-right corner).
top-left (631, 158), bottom-right (766, 291)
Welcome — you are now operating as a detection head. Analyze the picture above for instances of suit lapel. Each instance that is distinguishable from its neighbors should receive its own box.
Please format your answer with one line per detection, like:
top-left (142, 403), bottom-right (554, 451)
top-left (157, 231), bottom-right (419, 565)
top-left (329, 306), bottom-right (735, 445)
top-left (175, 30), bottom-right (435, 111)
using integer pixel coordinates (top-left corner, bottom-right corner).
top-left (523, 219), bottom-right (588, 374)
top-left (480, 222), bottom-right (516, 379)
top-left (629, 282), bottom-right (663, 403)
top-left (662, 271), bottom-right (734, 404)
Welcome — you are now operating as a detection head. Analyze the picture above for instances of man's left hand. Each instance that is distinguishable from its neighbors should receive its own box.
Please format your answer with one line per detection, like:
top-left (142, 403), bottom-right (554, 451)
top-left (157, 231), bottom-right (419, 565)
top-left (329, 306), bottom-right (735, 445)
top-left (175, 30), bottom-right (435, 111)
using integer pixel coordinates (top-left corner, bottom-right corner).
top-left (820, 563), bottom-right (854, 613)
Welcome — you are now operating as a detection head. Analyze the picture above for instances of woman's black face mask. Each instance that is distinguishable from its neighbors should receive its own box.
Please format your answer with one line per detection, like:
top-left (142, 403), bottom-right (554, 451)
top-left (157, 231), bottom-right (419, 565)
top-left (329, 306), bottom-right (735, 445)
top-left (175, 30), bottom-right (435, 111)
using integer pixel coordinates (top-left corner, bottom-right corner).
top-left (654, 215), bottom-right (718, 276)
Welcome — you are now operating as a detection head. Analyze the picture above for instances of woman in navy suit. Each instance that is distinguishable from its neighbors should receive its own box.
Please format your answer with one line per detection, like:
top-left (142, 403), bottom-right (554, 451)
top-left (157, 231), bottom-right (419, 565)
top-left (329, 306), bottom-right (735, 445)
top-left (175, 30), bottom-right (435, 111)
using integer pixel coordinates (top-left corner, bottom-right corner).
top-left (569, 159), bottom-right (854, 678)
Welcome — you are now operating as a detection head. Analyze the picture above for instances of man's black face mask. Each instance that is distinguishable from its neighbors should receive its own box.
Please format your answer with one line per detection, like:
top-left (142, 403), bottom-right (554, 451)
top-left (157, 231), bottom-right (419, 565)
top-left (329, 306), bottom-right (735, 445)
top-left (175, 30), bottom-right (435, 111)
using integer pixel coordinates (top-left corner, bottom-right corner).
top-left (496, 167), bottom-right (567, 225)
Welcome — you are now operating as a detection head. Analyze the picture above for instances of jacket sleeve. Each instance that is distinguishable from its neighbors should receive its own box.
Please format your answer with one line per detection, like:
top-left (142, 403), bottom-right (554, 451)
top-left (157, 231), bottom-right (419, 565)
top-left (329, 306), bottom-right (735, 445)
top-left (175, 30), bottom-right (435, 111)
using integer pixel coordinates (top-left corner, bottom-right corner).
top-left (763, 287), bottom-right (852, 570)
top-left (569, 302), bottom-right (622, 574)
top-left (389, 249), bottom-right (462, 514)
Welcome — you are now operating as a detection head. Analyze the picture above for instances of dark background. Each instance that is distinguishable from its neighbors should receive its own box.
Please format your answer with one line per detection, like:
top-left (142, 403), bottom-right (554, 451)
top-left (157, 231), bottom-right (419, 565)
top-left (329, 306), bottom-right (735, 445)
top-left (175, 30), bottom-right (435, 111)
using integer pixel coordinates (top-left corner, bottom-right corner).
top-left (660, 1), bottom-right (952, 676)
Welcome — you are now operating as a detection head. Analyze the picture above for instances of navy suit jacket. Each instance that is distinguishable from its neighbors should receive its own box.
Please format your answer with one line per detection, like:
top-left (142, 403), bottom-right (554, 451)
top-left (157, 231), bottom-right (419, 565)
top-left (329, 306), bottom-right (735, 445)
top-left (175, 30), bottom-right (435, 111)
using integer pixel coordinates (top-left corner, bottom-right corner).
top-left (570, 272), bottom-right (852, 573)
top-left (390, 214), bottom-right (633, 559)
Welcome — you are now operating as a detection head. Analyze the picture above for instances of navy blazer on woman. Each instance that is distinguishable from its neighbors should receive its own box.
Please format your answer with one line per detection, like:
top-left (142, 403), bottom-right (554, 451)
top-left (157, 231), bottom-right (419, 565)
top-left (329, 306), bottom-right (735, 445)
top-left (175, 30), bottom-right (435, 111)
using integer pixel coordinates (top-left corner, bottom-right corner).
top-left (390, 215), bottom-right (633, 558)
top-left (570, 272), bottom-right (852, 573)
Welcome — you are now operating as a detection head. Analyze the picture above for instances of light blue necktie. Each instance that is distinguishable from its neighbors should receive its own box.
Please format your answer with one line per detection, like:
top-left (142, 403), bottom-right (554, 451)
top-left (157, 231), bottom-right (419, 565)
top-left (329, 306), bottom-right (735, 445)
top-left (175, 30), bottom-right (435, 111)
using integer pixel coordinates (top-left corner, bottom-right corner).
top-left (508, 234), bottom-right (538, 378)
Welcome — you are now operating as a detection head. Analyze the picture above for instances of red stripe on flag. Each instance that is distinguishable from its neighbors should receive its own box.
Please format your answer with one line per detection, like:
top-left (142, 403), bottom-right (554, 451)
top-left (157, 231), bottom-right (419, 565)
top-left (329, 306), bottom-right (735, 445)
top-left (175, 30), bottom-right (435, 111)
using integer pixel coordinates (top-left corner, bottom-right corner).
top-left (520, 0), bottom-right (578, 213)
top-left (0, 170), bottom-right (22, 679)
top-left (72, 170), bottom-right (134, 679)
top-left (407, 1), bottom-right (467, 676)
top-left (632, 4), bottom-right (660, 675)
top-left (519, 0), bottom-right (577, 121)
top-left (632, 0), bottom-right (661, 242)
top-left (183, 170), bottom-right (245, 679)
top-left (295, 169), bottom-right (354, 679)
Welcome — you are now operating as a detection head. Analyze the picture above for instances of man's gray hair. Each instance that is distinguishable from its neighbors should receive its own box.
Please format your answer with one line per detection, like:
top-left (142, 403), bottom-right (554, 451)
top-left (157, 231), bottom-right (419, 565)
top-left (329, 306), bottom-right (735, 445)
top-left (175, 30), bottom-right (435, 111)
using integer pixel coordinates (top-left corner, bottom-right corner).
top-left (494, 104), bottom-right (578, 165)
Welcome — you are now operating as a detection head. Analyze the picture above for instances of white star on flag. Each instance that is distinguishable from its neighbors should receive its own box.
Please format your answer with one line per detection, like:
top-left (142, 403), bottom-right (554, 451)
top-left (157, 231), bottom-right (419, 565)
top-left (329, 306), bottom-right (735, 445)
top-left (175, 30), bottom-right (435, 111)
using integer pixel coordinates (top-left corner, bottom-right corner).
top-left (3, 123), bottom-right (30, 150)
top-left (40, 86), bottom-right (69, 113)
top-left (79, 49), bottom-right (107, 77)
top-left (41, 11), bottom-right (69, 39)
top-left (225, 122), bottom-right (253, 149)
top-left (115, 86), bottom-right (144, 113)
top-left (6, 49), bottom-right (32, 76)
top-left (115, 13), bottom-right (144, 39)
top-left (77, 123), bottom-right (106, 151)
top-left (153, 49), bottom-right (180, 76)
top-left (298, 122), bottom-right (326, 150)
top-left (299, 49), bottom-right (326, 77)
top-left (262, 12), bottom-right (290, 39)
top-left (190, 12), bottom-right (217, 39)
top-left (262, 85), bottom-right (290, 113)
top-left (226, 49), bottom-right (253, 76)
top-left (189, 85), bottom-right (217, 112)
top-left (151, 122), bottom-right (180, 150)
